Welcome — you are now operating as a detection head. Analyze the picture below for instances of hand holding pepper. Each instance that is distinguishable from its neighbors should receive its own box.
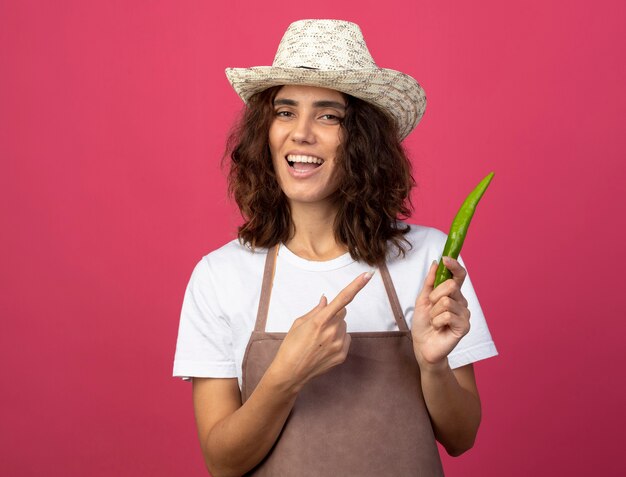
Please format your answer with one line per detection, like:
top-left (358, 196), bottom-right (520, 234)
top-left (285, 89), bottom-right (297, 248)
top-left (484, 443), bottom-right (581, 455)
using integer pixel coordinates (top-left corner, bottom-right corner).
top-left (411, 257), bottom-right (471, 371)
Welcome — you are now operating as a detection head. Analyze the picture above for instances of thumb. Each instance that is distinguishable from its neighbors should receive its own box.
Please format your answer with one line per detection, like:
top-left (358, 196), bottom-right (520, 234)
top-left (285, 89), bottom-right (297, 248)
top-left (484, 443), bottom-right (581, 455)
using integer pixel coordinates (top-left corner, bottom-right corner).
top-left (307, 294), bottom-right (327, 316)
top-left (417, 261), bottom-right (438, 302)
top-left (293, 294), bottom-right (328, 329)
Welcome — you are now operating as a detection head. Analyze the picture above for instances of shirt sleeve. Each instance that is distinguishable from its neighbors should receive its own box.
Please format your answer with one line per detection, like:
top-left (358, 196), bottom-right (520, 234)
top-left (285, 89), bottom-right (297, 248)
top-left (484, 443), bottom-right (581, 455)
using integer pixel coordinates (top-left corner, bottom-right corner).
top-left (446, 254), bottom-right (499, 369)
top-left (173, 256), bottom-right (238, 380)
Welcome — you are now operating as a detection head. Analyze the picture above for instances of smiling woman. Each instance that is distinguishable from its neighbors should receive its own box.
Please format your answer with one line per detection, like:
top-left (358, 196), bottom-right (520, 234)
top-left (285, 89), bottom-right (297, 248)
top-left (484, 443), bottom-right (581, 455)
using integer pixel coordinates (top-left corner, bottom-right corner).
top-left (173, 19), bottom-right (497, 476)
top-left (227, 83), bottom-right (415, 264)
top-left (269, 86), bottom-right (344, 209)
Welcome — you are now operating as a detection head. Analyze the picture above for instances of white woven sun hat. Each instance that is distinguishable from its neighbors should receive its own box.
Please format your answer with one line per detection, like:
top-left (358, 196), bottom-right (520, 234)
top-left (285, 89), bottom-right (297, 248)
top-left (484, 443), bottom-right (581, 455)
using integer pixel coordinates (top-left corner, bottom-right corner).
top-left (225, 19), bottom-right (426, 140)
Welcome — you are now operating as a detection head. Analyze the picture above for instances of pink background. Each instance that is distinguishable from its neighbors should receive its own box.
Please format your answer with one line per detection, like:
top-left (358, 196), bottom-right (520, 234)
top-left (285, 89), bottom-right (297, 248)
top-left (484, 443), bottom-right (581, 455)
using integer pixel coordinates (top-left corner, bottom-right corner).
top-left (2, 0), bottom-right (624, 475)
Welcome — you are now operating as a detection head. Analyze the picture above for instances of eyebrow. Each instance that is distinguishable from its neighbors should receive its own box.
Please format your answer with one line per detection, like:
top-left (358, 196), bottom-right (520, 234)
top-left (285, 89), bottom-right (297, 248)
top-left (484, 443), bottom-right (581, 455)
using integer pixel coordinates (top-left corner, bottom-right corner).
top-left (273, 98), bottom-right (347, 110)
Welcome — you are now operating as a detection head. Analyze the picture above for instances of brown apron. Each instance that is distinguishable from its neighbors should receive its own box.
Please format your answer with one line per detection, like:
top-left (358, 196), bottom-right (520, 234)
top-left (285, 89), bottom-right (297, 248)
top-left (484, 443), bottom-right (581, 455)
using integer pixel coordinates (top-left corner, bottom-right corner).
top-left (241, 246), bottom-right (444, 476)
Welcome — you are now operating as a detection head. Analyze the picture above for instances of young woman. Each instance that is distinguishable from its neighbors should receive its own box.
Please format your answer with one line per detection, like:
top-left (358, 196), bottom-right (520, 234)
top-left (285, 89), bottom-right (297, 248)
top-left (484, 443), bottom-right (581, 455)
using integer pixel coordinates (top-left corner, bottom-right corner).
top-left (174, 19), bottom-right (497, 476)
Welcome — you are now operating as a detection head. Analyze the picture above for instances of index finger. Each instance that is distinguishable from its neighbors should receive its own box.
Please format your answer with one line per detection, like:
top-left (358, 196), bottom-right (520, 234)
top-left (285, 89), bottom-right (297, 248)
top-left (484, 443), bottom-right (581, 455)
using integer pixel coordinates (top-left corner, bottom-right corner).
top-left (324, 270), bottom-right (375, 318)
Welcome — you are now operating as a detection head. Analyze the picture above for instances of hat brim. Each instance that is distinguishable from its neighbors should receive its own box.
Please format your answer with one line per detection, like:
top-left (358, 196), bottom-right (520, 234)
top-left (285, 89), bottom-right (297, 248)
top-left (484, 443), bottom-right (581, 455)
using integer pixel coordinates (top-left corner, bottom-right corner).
top-left (225, 66), bottom-right (426, 140)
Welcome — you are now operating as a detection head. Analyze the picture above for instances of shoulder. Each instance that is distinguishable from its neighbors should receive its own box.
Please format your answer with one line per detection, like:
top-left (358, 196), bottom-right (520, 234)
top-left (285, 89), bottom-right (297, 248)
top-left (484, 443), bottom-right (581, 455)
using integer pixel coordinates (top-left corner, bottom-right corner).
top-left (389, 223), bottom-right (447, 264)
top-left (203, 238), bottom-right (269, 266)
top-left (187, 239), bottom-right (270, 291)
top-left (402, 223), bottom-right (447, 246)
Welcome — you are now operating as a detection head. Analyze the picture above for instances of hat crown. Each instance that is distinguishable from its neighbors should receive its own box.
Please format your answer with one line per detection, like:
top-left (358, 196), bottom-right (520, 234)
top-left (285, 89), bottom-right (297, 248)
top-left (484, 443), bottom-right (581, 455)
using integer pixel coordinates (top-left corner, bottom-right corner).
top-left (272, 20), bottom-right (378, 71)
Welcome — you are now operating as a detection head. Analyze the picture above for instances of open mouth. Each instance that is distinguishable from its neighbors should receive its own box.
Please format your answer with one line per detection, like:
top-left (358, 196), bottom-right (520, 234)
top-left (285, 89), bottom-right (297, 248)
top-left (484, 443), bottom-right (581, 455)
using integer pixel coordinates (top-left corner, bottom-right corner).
top-left (286, 154), bottom-right (324, 172)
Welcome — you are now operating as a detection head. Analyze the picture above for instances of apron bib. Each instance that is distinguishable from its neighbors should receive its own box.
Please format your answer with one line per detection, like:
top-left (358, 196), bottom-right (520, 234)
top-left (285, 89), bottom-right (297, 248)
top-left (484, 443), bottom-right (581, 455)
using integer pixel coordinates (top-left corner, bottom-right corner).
top-left (241, 246), bottom-right (444, 476)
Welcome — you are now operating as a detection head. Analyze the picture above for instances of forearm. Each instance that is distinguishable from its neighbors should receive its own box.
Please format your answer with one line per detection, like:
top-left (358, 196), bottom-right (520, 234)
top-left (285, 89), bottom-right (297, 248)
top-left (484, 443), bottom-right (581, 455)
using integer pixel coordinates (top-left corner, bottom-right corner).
top-left (419, 360), bottom-right (481, 456)
top-left (203, 367), bottom-right (298, 477)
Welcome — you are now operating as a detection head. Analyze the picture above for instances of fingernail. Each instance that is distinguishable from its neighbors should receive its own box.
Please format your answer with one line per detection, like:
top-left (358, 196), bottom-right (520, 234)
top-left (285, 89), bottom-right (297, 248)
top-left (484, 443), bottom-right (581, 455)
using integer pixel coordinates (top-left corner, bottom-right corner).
top-left (432, 259), bottom-right (438, 266)
top-left (363, 269), bottom-right (376, 281)
top-left (442, 256), bottom-right (452, 264)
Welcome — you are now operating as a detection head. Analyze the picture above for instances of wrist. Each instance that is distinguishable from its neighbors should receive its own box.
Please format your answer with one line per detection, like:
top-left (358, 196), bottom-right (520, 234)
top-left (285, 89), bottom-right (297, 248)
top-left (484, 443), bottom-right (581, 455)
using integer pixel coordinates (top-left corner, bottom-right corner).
top-left (263, 362), bottom-right (303, 400)
top-left (417, 356), bottom-right (451, 377)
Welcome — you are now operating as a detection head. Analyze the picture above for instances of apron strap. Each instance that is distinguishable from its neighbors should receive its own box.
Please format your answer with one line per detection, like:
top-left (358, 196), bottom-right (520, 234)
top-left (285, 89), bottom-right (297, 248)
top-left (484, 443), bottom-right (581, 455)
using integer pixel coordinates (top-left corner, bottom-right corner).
top-left (254, 245), bottom-right (279, 332)
top-left (378, 261), bottom-right (410, 332)
top-left (254, 245), bottom-right (410, 332)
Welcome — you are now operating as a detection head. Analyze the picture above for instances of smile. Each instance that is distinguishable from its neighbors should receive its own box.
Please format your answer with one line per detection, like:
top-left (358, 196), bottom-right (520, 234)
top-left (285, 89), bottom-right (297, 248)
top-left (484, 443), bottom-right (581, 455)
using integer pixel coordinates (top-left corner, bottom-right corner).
top-left (286, 154), bottom-right (324, 172)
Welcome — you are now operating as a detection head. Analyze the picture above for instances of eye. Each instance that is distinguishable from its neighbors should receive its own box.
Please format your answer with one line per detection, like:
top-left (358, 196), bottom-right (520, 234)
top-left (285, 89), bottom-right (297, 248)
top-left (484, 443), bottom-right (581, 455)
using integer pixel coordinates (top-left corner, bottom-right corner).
top-left (319, 113), bottom-right (343, 124)
top-left (275, 110), bottom-right (294, 119)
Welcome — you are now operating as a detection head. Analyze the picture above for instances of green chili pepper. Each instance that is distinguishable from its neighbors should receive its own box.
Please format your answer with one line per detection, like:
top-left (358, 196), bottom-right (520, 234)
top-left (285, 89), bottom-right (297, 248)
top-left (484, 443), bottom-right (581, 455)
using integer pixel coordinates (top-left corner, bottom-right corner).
top-left (434, 172), bottom-right (495, 288)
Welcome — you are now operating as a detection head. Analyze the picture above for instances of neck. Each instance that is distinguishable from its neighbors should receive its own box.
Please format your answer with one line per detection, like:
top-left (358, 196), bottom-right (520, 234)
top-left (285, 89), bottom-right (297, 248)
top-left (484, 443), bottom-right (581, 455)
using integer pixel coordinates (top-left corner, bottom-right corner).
top-left (285, 200), bottom-right (347, 261)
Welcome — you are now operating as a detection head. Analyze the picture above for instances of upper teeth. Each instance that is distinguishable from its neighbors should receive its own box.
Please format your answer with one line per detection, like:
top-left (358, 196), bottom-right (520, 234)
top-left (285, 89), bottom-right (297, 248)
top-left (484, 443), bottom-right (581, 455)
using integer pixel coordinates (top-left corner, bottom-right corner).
top-left (287, 155), bottom-right (324, 164)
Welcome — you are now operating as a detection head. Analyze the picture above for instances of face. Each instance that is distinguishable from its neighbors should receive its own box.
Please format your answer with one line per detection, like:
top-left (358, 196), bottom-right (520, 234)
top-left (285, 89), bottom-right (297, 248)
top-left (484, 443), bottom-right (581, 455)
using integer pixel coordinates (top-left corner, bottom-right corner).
top-left (269, 85), bottom-right (346, 207)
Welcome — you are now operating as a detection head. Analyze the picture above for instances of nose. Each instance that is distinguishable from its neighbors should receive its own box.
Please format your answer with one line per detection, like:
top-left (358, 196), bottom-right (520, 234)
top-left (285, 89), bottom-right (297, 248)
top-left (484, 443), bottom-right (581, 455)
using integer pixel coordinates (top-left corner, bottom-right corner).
top-left (291, 115), bottom-right (316, 144)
